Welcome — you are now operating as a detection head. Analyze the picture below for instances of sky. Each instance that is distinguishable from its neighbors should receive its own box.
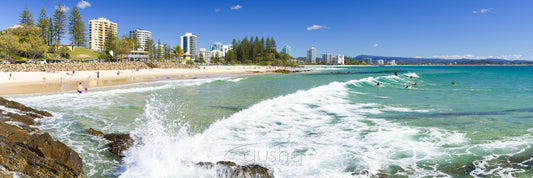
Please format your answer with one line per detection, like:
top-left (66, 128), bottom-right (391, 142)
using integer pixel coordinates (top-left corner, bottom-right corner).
top-left (1, 0), bottom-right (533, 60)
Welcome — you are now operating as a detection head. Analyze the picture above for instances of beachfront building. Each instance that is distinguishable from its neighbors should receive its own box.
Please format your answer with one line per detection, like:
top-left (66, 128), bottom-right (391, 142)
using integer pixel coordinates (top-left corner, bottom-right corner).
top-left (334, 54), bottom-right (345, 65)
top-left (222, 44), bottom-right (233, 54)
top-left (129, 28), bottom-right (151, 50)
top-left (89, 18), bottom-right (117, 52)
top-left (123, 50), bottom-right (149, 62)
top-left (154, 43), bottom-right (165, 57)
top-left (181, 33), bottom-right (197, 60)
top-left (211, 42), bottom-right (223, 51)
top-left (377, 59), bottom-right (384, 65)
top-left (323, 53), bottom-right (333, 64)
top-left (198, 48), bottom-right (209, 63)
top-left (365, 58), bottom-right (373, 65)
top-left (307, 47), bottom-right (316, 63)
top-left (282, 45), bottom-right (291, 56)
top-left (388, 60), bottom-right (397, 65)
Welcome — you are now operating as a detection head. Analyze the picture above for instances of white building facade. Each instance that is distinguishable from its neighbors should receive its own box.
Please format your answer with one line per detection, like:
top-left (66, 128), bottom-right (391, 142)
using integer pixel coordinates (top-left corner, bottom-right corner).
top-left (334, 54), bottom-right (345, 64)
top-left (323, 53), bottom-right (333, 64)
top-left (129, 28), bottom-right (151, 50)
top-left (307, 47), bottom-right (316, 63)
top-left (181, 33), bottom-right (197, 60)
top-left (89, 18), bottom-right (117, 52)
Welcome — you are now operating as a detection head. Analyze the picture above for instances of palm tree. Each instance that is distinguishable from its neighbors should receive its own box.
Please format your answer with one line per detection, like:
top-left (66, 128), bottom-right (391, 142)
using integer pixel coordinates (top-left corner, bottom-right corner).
top-left (173, 45), bottom-right (184, 62)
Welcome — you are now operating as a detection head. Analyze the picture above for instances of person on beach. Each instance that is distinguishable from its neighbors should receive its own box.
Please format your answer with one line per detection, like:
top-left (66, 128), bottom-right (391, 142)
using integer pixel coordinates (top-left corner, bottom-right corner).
top-left (9, 73), bottom-right (12, 79)
top-left (96, 71), bottom-right (100, 79)
top-left (84, 88), bottom-right (88, 93)
top-left (77, 82), bottom-right (84, 94)
top-left (73, 70), bottom-right (75, 75)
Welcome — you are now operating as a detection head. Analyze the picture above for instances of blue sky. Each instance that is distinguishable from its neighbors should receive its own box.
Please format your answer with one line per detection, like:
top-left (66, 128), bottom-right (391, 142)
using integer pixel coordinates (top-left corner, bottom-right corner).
top-left (1, 0), bottom-right (533, 60)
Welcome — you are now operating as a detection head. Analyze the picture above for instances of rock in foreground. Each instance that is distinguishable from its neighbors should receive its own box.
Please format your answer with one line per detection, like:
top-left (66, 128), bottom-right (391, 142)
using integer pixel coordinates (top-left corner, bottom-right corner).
top-left (0, 97), bottom-right (84, 177)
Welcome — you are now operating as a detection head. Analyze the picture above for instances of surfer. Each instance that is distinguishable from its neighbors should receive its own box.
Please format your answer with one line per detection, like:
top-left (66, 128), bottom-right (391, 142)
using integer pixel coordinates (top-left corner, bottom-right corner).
top-left (394, 72), bottom-right (398, 76)
top-left (376, 82), bottom-right (381, 86)
top-left (406, 85), bottom-right (410, 89)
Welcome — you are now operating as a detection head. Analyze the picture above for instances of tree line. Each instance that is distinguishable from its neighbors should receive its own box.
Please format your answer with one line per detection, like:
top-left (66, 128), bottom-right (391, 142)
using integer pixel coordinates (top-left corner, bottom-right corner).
top-left (0, 3), bottom-right (87, 60)
top-left (99, 32), bottom-right (182, 62)
top-left (224, 36), bottom-right (295, 66)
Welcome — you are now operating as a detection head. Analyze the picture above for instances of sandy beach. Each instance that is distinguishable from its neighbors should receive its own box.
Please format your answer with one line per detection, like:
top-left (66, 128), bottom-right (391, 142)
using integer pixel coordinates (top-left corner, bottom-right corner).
top-left (0, 65), bottom-right (280, 95)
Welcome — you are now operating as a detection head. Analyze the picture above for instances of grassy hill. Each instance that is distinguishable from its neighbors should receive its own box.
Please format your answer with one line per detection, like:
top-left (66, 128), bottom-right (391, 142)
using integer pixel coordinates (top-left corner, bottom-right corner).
top-left (69, 47), bottom-right (99, 59)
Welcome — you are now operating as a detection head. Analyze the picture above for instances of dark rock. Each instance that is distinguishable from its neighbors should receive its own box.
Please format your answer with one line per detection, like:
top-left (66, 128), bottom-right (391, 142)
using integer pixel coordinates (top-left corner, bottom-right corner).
top-left (273, 69), bottom-right (292, 73)
top-left (441, 161), bottom-right (477, 176)
top-left (103, 133), bottom-right (134, 156)
top-left (85, 128), bottom-right (136, 156)
top-left (86, 128), bottom-right (104, 136)
top-left (195, 162), bottom-right (214, 169)
top-left (214, 161), bottom-right (271, 178)
top-left (0, 97), bottom-right (52, 118)
top-left (508, 147), bottom-right (533, 166)
top-left (0, 122), bottom-right (83, 177)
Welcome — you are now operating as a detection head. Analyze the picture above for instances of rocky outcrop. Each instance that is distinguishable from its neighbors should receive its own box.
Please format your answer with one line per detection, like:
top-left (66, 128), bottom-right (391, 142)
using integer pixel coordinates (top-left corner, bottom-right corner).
top-left (0, 97), bottom-right (84, 177)
top-left (86, 128), bottom-right (134, 157)
top-left (0, 97), bottom-right (52, 117)
top-left (272, 69), bottom-right (310, 74)
top-left (195, 161), bottom-right (271, 178)
top-left (103, 133), bottom-right (134, 156)
top-left (86, 128), bottom-right (104, 136)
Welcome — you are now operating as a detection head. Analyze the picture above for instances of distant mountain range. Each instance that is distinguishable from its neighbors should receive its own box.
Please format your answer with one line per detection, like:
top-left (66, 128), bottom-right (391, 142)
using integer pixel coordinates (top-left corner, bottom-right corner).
top-left (350, 55), bottom-right (533, 65)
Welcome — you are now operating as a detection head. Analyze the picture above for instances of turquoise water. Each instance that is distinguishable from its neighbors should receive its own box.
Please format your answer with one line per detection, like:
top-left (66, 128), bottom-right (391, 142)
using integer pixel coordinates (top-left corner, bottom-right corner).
top-left (6, 66), bottom-right (533, 177)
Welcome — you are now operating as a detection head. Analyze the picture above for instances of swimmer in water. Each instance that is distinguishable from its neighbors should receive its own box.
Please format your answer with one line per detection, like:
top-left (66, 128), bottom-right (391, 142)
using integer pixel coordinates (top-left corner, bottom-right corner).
top-left (451, 81), bottom-right (455, 85)
top-left (376, 82), bottom-right (381, 86)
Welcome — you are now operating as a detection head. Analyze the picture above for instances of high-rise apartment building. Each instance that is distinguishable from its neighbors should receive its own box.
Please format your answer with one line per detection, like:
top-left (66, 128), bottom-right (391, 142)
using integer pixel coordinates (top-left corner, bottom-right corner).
top-left (181, 33), bottom-right (197, 59)
top-left (211, 42), bottom-right (223, 51)
top-left (89, 18), bottom-right (117, 52)
top-left (282, 45), bottom-right (291, 56)
top-left (365, 58), bottom-right (373, 65)
top-left (307, 47), bottom-right (316, 63)
top-left (323, 53), bottom-right (332, 64)
top-left (222, 44), bottom-right (233, 54)
top-left (129, 28), bottom-right (151, 50)
top-left (334, 54), bottom-right (345, 64)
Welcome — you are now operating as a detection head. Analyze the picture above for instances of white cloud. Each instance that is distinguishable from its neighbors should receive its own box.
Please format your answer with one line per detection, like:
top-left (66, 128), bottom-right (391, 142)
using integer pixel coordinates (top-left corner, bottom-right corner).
top-left (473, 8), bottom-right (493, 14)
top-left (77, 0), bottom-right (91, 9)
top-left (432, 54), bottom-right (523, 60)
top-left (306, 25), bottom-right (328, 31)
top-left (373, 43), bottom-right (379, 47)
top-left (231, 5), bottom-right (243, 10)
top-left (56, 5), bottom-right (69, 12)
top-left (215, 8), bottom-right (221, 12)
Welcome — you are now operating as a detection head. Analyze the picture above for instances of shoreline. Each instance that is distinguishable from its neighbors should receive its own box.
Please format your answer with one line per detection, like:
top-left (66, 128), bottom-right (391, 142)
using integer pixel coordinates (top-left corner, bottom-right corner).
top-left (0, 66), bottom-right (283, 95)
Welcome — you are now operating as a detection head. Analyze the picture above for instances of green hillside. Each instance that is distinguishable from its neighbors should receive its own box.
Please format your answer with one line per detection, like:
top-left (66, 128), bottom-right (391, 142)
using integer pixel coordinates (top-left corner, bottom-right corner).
top-left (69, 47), bottom-right (99, 59)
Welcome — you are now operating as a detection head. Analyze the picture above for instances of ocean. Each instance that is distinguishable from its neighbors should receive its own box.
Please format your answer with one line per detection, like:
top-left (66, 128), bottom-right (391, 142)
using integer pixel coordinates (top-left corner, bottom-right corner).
top-left (6, 66), bottom-right (533, 177)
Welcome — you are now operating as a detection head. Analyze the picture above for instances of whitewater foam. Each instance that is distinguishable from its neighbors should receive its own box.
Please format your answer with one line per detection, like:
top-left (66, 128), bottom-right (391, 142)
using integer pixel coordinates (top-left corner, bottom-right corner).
top-left (118, 75), bottom-right (477, 177)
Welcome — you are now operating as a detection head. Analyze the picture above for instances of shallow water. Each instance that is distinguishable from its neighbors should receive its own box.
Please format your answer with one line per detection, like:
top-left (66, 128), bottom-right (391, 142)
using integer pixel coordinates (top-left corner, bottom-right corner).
top-left (7, 66), bottom-right (533, 177)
